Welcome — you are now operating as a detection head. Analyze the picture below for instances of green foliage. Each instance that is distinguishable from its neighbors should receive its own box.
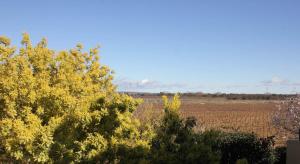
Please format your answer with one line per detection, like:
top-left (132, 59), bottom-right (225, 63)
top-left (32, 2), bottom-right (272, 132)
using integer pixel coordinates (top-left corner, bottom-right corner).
top-left (216, 132), bottom-right (275, 164)
top-left (236, 158), bottom-right (249, 164)
top-left (151, 94), bottom-right (220, 164)
top-left (274, 146), bottom-right (286, 164)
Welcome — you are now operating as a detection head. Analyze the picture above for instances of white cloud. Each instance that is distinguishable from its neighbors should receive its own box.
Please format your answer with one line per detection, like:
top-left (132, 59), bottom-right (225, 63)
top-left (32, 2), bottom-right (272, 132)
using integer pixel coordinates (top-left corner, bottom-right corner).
top-left (261, 76), bottom-right (289, 86)
top-left (140, 79), bottom-right (150, 85)
top-left (114, 78), bottom-right (188, 91)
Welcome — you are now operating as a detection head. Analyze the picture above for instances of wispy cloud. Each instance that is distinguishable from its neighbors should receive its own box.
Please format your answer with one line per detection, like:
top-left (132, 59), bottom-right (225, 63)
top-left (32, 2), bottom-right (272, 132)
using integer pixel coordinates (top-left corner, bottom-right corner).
top-left (260, 76), bottom-right (300, 87)
top-left (261, 76), bottom-right (289, 86)
top-left (290, 82), bottom-right (300, 86)
top-left (114, 76), bottom-right (300, 93)
top-left (114, 78), bottom-right (189, 92)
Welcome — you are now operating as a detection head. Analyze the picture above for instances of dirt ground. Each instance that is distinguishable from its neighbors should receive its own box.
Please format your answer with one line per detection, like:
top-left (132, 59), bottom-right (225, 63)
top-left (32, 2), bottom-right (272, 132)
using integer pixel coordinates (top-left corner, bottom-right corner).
top-left (134, 95), bottom-right (293, 145)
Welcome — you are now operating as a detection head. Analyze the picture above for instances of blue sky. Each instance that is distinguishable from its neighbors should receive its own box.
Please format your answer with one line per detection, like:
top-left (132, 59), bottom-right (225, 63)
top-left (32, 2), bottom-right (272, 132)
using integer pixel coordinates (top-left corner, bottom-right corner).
top-left (1, 0), bottom-right (300, 93)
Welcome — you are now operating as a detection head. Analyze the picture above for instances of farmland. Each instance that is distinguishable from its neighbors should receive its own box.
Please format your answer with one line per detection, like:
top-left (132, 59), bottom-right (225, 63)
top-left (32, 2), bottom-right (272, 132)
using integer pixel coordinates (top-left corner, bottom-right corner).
top-left (133, 93), bottom-right (294, 145)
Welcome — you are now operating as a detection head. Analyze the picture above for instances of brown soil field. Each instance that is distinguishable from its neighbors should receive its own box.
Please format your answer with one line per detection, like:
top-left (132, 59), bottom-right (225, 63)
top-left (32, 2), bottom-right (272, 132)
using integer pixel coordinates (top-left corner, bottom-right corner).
top-left (133, 95), bottom-right (293, 145)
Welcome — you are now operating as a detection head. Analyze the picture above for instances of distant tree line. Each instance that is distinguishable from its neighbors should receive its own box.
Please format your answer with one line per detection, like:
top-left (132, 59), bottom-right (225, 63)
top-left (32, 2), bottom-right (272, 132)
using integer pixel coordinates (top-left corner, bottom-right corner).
top-left (126, 92), bottom-right (295, 101)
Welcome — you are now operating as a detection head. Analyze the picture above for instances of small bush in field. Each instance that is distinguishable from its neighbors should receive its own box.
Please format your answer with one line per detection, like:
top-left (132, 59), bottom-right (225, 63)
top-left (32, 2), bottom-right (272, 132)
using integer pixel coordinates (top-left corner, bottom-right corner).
top-left (150, 94), bottom-right (220, 164)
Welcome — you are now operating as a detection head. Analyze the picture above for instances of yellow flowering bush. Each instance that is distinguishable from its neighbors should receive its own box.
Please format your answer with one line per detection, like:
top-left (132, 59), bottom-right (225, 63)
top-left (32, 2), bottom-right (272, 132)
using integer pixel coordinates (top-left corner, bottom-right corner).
top-left (0, 34), bottom-right (153, 163)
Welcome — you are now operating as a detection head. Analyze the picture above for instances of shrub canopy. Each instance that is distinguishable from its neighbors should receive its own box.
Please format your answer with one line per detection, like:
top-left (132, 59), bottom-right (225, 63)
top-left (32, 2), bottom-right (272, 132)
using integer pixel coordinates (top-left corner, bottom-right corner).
top-left (0, 34), bottom-right (153, 163)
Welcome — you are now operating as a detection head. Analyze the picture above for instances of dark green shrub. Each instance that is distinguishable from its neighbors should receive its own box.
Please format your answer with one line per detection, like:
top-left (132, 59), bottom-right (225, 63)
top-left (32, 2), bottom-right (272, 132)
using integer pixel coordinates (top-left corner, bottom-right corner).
top-left (149, 94), bottom-right (220, 163)
top-left (150, 111), bottom-right (220, 163)
top-left (236, 158), bottom-right (249, 164)
top-left (274, 146), bottom-right (286, 164)
top-left (217, 132), bottom-right (275, 164)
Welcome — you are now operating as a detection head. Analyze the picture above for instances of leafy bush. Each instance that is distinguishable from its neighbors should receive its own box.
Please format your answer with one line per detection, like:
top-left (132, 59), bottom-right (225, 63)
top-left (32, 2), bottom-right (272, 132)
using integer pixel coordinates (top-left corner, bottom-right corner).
top-left (0, 34), bottom-right (153, 163)
top-left (274, 146), bottom-right (286, 164)
top-left (217, 132), bottom-right (275, 164)
top-left (150, 94), bottom-right (220, 164)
